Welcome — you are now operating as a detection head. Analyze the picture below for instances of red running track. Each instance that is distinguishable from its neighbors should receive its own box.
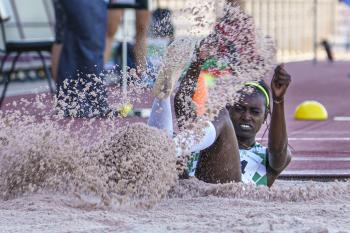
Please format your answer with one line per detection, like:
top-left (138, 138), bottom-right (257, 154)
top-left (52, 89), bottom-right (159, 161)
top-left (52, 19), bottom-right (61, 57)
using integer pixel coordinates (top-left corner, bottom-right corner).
top-left (271, 61), bottom-right (350, 177)
top-left (1, 61), bottom-right (350, 178)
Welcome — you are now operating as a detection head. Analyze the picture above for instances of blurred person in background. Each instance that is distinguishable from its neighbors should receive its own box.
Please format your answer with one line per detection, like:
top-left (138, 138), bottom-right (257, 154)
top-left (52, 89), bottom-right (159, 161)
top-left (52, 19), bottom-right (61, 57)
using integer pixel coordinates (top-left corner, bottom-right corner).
top-left (56, 0), bottom-right (110, 117)
top-left (104, 7), bottom-right (151, 72)
top-left (51, 0), bottom-right (65, 82)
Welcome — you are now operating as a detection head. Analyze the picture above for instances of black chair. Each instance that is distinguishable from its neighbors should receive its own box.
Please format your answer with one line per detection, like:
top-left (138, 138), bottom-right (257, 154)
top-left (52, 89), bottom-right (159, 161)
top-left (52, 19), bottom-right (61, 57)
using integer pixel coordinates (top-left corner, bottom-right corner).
top-left (0, 6), bottom-right (54, 108)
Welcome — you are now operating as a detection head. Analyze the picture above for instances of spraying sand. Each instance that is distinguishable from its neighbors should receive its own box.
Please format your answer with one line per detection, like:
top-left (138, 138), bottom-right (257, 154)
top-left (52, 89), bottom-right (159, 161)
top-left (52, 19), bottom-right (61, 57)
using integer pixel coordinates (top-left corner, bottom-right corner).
top-left (0, 121), bottom-right (178, 208)
top-left (1, 2), bottom-right (349, 233)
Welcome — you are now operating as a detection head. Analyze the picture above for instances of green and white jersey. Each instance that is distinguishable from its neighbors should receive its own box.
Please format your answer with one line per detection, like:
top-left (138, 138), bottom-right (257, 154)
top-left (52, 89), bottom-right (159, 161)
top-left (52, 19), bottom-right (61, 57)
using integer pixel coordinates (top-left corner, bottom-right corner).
top-left (239, 143), bottom-right (268, 186)
top-left (187, 151), bottom-right (200, 177)
top-left (187, 143), bottom-right (268, 186)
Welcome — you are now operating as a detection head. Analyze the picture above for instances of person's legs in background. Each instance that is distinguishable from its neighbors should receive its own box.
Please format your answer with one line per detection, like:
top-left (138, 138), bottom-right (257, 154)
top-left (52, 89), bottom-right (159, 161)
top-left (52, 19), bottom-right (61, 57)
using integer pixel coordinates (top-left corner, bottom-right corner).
top-left (51, 0), bottom-right (65, 82)
top-left (104, 8), bottom-right (150, 71)
top-left (57, 0), bottom-right (109, 117)
top-left (51, 44), bottom-right (62, 83)
top-left (104, 9), bottom-right (124, 64)
top-left (226, 0), bottom-right (246, 7)
top-left (134, 9), bottom-right (151, 72)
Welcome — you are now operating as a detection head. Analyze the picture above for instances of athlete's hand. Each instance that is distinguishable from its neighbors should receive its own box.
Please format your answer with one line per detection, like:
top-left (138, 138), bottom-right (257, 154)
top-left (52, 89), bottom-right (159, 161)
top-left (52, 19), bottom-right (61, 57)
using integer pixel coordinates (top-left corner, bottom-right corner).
top-left (271, 64), bottom-right (291, 101)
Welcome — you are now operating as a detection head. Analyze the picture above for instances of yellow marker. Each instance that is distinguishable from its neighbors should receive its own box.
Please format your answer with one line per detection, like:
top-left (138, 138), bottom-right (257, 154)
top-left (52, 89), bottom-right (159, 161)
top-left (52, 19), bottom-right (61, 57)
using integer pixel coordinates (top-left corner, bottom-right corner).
top-left (294, 101), bottom-right (328, 121)
top-left (119, 103), bottom-right (133, 117)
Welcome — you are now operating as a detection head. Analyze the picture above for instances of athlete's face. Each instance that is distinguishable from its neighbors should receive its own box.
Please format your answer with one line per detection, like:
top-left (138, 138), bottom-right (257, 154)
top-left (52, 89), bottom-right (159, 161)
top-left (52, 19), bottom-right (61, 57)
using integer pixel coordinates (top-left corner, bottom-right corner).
top-left (228, 92), bottom-right (267, 142)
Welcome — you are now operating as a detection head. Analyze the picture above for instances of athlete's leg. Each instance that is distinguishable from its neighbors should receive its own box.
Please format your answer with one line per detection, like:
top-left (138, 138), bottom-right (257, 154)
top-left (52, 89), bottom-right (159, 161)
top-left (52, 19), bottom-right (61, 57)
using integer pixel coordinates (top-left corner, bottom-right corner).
top-left (147, 96), bottom-right (173, 137)
top-left (174, 121), bottom-right (216, 155)
top-left (147, 96), bottom-right (217, 155)
top-left (149, 36), bottom-right (214, 153)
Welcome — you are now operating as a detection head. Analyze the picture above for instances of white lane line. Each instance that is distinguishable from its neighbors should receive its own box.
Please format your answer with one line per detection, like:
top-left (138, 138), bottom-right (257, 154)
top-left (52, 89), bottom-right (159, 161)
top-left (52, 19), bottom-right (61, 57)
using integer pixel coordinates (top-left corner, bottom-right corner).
top-left (287, 138), bottom-right (350, 141)
top-left (282, 169), bottom-right (350, 175)
top-left (334, 116), bottom-right (350, 121)
top-left (257, 137), bottom-right (350, 141)
top-left (291, 131), bottom-right (350, 135)
top-left (292, 157), bottom-right (350, 162)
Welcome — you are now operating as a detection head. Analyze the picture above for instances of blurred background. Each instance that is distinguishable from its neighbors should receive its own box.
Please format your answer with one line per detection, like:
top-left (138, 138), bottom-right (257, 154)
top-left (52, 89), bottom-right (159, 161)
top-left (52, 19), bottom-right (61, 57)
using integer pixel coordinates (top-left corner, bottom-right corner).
top-left (0, 0), bottom-right (349, 78)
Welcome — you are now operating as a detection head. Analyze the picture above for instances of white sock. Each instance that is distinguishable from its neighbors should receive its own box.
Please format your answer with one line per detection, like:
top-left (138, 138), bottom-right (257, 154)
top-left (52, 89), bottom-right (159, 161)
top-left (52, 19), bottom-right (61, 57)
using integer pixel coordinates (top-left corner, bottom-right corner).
top-left (174, 121), bottom-right (216, 156)
top-left (148, 97), bottom-right (216, 156)
top-left (147, 96), bottom-right (173, 137)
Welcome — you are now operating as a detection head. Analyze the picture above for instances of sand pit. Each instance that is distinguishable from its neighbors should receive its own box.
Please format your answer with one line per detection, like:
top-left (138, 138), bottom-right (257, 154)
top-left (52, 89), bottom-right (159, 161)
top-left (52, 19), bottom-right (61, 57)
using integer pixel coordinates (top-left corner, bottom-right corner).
top-left (1, 118), bottom-right (348, 232)
top-left (0, 180), bottom-right (349, 232)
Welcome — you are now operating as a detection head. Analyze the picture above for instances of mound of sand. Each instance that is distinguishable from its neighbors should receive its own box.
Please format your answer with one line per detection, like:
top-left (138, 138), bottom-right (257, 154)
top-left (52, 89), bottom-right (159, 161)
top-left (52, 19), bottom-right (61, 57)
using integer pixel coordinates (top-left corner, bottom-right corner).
top-left (94, 123), bottom-right (178, 207)
top-left (0, 121), bottom-right (178, 208)
top-left (0, 122), bottom-right (103, 200)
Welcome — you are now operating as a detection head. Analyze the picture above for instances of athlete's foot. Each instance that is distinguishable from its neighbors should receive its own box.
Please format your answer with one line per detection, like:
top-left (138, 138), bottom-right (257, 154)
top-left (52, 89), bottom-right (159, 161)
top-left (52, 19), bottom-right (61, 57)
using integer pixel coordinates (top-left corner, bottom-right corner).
top-left (153, 38), bottom-right (198, 99)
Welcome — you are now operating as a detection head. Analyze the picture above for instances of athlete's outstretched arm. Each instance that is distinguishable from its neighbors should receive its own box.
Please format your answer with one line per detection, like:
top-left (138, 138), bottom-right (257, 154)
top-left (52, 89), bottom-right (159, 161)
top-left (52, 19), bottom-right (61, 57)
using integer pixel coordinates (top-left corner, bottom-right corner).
top-left (267, 64), bottom-right (292, 178)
